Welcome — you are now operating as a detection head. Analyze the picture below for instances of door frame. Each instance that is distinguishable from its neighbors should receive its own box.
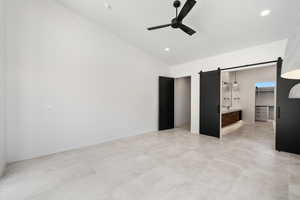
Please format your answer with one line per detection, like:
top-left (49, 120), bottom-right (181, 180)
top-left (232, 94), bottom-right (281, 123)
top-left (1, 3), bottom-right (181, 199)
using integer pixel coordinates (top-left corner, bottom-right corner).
top-left (217, 58), bottom-right (280, 150)
top-left (174, 76), bottom-right (192, 131)
top-left (159, 75), bottom-right (192, 132)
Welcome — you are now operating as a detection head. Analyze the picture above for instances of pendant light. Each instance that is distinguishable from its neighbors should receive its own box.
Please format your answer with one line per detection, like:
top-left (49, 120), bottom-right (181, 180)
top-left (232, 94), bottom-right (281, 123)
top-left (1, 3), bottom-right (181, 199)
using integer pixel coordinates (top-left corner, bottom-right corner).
top-left (281, 15), bottom-right (300, 79)
top-left (281, 14), bottom-right (300, 99)
top-left (233, 71), bottom-right (239, 88)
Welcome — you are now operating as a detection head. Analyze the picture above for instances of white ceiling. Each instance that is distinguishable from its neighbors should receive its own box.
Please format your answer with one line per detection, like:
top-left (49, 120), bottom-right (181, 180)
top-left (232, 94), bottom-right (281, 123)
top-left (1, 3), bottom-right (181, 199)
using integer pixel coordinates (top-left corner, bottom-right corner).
top-left (57, 0), bottom-right (300, 65)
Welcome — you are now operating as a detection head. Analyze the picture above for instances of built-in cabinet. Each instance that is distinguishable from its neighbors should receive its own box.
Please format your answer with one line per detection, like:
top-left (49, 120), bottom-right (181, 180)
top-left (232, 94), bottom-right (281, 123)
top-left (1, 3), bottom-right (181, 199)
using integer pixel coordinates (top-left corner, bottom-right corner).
top-left (255, 105), bottom-right (274, 121)
top-left (222, 110), bottom-right (242, 127)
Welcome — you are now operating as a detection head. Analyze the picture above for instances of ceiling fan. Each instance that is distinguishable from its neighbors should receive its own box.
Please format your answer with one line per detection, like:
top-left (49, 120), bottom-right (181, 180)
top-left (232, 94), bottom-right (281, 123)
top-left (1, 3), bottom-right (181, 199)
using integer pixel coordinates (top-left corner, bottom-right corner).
top-left (147, 0), bottom-right (197, 36)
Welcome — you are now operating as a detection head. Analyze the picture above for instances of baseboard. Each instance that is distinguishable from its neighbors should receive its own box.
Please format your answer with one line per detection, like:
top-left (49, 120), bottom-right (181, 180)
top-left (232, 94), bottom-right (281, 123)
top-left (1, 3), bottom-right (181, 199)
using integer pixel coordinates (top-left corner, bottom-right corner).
top-left (8, 129), bottom-right (156, 163)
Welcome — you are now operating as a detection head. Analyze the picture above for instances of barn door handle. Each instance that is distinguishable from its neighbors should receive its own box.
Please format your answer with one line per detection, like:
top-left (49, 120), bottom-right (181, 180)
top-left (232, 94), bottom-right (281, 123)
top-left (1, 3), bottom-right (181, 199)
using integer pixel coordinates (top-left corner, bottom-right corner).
top-left (277, 106), bottom-right (280, 119)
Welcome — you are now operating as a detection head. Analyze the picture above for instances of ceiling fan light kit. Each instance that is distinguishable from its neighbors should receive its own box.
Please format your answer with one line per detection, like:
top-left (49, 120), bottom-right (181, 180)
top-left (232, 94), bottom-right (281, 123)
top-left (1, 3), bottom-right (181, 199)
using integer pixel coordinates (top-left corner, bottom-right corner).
top-left (147, 0), bottom-right (197, 36)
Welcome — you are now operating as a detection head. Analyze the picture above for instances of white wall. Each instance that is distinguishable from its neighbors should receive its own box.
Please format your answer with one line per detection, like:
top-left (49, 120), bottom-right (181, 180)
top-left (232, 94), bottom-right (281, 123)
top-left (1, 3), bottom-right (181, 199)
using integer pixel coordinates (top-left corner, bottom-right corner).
top-left (236, 66), bottom-right (276, 123)
top-left (168, 40), bottom-right (287, 133)
top-left (174, 77), bottom-right (191, 128)
top-left (0, 0), bottom-right (6, 175)
top-left (5, 0), bottom-right (167, 162)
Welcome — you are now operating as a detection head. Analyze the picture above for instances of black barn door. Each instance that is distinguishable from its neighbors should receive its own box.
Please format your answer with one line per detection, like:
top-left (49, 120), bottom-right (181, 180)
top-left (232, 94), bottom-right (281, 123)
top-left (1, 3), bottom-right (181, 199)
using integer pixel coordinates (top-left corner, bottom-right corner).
top-left (276, 58), bottom-right (300, 154)
top-left (200, 69), bottom-right (221, 138)
top-left (159, 77), bottom-right (174, 131)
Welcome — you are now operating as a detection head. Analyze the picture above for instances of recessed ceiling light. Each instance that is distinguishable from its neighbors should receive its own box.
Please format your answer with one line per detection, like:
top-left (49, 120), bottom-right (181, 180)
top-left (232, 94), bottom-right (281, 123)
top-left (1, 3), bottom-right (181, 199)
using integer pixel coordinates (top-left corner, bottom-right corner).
top-left (260, 10), bottom-right (271, 17)
top-left (164, 47), bottom-right (170, 52)
top-left (104, 2), bottom-right (112, 10)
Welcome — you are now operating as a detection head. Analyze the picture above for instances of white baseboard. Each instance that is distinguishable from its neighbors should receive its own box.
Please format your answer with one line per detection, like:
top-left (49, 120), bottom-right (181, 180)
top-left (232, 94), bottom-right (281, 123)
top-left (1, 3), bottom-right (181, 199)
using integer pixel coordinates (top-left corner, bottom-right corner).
top-left (8, 129), bottom-right (156, 163)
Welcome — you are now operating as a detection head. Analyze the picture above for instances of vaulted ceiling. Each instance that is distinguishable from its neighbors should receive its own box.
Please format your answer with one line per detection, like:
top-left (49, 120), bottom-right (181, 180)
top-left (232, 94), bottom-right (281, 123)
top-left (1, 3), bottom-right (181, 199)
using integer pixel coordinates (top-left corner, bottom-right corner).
top-left (57, 0), bottom-right (300, 65)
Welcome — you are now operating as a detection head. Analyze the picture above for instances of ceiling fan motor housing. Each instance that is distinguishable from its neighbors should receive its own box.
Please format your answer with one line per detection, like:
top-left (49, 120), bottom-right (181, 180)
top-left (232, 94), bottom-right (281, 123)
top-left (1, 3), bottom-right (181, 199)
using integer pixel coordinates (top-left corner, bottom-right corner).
top-left (171, 18), bottom-right (180, 28)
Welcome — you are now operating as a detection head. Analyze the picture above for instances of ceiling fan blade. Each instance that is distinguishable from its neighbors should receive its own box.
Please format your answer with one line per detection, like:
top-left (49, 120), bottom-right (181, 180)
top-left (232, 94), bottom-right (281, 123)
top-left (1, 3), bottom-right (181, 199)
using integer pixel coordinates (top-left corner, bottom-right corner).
top-left (177, 0), bottom-right (196, 21)
top-left (147, 24), bottom-right (172, 30)
top-left (178, 23), bottom-right (196, 35)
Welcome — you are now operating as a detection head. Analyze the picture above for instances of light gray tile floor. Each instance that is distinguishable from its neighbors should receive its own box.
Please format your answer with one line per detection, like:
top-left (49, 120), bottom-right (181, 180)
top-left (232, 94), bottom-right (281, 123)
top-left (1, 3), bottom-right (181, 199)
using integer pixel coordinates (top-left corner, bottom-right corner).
top-left (0, 122), bottom-right (299, 200)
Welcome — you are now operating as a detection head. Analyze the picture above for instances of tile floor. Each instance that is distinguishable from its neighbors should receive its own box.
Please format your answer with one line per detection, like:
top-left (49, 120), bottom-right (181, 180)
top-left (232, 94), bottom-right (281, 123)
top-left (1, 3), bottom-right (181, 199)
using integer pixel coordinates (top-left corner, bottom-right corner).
top-left (0, 122), bottom-right (300, 200)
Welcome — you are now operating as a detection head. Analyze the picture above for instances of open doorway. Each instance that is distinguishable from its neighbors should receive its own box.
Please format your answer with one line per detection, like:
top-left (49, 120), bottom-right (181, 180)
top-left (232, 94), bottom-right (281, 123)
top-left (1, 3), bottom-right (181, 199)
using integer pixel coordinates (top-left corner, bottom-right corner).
top-left (197, 58), bottom-right (300, 154)
top-left (174, 76), bottom-right (191, 131)
top-left (221, 65), bottom-right (277, 139)
top-left (255, 82), bottom-right (276, 128)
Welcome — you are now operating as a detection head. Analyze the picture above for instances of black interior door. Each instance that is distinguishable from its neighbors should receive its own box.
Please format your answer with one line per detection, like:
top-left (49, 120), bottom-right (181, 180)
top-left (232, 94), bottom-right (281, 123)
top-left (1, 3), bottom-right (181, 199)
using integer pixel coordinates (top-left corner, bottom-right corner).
top-left (276, 58), bottom-right (300, 154)
top-left (159, 77), bottom-right (174, 131)
top-left (200, 69), bottom-right (221, 138)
